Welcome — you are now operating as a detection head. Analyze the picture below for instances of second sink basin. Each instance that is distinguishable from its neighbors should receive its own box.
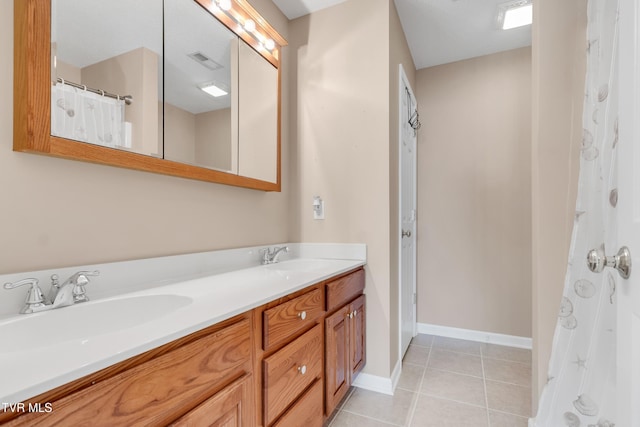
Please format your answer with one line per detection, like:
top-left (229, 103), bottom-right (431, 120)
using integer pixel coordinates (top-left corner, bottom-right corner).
top-left (1, 294), bottom-right (192, 353)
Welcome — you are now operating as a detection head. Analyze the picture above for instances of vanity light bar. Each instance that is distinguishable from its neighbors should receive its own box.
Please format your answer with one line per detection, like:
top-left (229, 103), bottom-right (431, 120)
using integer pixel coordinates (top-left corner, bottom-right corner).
top-left (196, 0), bottom-right (287, 68)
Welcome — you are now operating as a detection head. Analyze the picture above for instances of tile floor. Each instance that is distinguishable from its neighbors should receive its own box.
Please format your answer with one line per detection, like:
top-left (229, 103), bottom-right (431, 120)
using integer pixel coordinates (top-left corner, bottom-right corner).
top-left (329, 334), bottom-right (532, 427)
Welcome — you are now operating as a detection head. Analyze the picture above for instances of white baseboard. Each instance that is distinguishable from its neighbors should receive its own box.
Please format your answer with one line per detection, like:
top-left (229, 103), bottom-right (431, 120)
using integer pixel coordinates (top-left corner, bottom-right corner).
top-left (417, 323), bottom-right (532, 349)
top-left (351, 359), bottom-right (401, 396)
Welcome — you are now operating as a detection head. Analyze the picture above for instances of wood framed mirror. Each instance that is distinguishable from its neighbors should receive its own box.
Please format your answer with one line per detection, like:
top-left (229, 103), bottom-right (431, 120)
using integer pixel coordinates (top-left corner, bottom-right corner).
top-left (14, 0), bottom-right (286, 191)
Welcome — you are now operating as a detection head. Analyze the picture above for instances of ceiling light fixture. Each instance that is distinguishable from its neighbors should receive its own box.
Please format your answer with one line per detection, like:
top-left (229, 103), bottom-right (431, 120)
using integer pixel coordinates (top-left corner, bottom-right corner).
top-left (199, 83), bottom-right (228, 98)
top-left (498, 0), bottom-right (532, 30)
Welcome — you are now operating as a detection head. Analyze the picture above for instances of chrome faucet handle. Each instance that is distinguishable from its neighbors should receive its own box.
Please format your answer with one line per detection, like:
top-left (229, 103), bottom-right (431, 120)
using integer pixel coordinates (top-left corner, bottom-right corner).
top-left (260, 248), bottom-right (271, 265)
top-left (69, 271), bottom-right (99, 303)
top-left (73, 270), bottom-right (100, 279)
top-left (4, 278), bottom-right (49, 314)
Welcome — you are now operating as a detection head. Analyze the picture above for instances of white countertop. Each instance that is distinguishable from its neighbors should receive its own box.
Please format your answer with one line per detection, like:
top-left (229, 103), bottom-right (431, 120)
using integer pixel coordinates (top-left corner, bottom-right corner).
top-left (0, 246), bottom-right (365, 404)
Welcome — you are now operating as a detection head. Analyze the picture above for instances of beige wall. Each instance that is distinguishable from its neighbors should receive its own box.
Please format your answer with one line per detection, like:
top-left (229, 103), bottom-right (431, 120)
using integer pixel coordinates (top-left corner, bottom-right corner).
top-left (389, 0), bottom-right (416, 371)
top-left (195, 108), bottom-right (233, 171)
top-left (0, 0), bottom-right (290, 275)
top-left (163, 103), bottom-right (233, 171)
top-left (164, 102), bottom-right (196, 164)
top-left (531, 0), bottom-right (585, 411)
top-left (82, 48), bottom-right (160, 155)
top-left (289, 0), bottom-right (394, 379)
top-left (238, 40), bottom-right (278, 183)
top-left (55, 59), bottom-right (81, 82)
top-left (415, 48), bottom-right (532, 338)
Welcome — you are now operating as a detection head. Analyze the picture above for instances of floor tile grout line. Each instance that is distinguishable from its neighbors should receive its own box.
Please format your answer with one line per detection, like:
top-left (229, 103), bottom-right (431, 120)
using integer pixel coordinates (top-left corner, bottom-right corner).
top-left (423, 336), bottom-right (532, 364)
top-left (328, 387), bottom-right (356, 427)
top-left (412, 392), bottom-right (488, 410)
top-left (480, 345), bottom-right (492, 427)
top-left (340, 409), bottom-right (404, 426)
top-left (423, 366), bottom-right (485, 380)
top-left (403, 360), bottom-right (429, 369)
top-left (484, 377), bottom-right (532, 389)
top-left (335, 386), bottom-right (355, 413)
top-left (405, 343), bottom-right (431, 426)
top-left (430, 347), bottom-right (482, 358)
top-left (487, 407), bottom-right (531, 419)
top-left (482, 355), bottom-right (533, 366)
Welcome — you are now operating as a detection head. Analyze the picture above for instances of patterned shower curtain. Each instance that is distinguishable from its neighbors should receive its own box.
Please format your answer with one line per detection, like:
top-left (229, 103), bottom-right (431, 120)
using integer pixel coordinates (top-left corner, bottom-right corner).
top-left (531, 0), bottom-right (618, 426)
top-left (51, 82), bottom-right (129, 149)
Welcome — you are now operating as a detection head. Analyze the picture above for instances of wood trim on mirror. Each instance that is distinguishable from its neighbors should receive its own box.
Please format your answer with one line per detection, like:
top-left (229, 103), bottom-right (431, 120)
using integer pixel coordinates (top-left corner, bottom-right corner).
top-left (14, 0), bottom-right (286, 192)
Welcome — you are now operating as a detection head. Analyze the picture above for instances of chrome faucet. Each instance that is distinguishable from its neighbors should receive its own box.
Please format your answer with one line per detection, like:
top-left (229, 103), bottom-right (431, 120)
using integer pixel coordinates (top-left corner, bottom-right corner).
top-left (261, 246), bottom-right (289, 265)
top-left (4, 270), bottom-right (100, 314)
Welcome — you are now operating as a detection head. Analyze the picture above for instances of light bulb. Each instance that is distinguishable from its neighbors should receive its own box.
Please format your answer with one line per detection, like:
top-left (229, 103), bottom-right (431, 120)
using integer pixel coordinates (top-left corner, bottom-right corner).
top-left (264, 39), bottom-right (275, 51)
top-left (218, 0), bottom-right (231, 11)
top-left (244, 19), bottom-right (255, 33)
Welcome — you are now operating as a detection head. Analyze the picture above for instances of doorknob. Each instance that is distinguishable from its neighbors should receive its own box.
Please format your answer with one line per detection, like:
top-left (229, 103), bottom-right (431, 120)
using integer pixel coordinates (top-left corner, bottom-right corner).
top-left (402, 230), bottom-right (412, 238)
top-left (587, 246), bottom-right (631, 279)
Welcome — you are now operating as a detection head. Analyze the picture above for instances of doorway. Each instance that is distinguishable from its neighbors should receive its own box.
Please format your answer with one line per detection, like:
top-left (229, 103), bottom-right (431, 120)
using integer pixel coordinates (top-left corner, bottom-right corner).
top-left (399, 64), bottom-right (418, 358)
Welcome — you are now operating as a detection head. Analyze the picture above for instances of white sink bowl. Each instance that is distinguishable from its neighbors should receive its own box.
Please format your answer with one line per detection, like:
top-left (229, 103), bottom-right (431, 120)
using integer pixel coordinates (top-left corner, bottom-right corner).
top-left (1, 294), bottom-right (192, 353)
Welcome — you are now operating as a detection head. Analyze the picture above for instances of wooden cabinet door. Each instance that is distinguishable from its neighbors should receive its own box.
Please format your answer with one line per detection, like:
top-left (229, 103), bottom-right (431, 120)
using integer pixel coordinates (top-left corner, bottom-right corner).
top-left (349, 295), bottom-right (366, 379)
top-left (324, 305), bottom-right (350, 415)
top-left (170, 375), bottom-right (253, 427)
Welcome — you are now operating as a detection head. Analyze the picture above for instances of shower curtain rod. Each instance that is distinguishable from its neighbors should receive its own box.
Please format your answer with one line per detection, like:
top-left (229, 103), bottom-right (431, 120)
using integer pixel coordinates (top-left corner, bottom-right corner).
top-left (55, 78), bottom-right (133, 105)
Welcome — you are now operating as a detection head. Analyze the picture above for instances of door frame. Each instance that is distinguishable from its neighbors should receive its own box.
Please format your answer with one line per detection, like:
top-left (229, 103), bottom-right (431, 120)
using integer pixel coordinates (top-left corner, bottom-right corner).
top-left (398, 64), bottom-right (418, 359)
top-left (618, 0), bottom-right (639, 423)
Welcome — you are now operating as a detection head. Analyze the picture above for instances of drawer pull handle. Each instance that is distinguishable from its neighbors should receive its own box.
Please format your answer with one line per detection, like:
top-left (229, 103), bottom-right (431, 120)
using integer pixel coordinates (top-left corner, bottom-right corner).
top-left (298, 365), bottom-right (307, 375)
top-left (298, 311), bottom-right (307, 320)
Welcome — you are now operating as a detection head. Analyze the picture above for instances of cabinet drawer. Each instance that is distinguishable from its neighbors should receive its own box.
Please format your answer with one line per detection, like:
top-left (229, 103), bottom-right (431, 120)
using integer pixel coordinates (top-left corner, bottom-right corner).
top-left (263, 288), bottom-right (323, 351)
top-left (326, 269), bottom-right (364, 312)
top-left (263, 324), bottom-right (322, 426)
top-left (170, 374), bottom-right (253, 427)
top-left (7, 318), bottom-right (252, 427)
top-left (272, 380), bottom-right (323, 427)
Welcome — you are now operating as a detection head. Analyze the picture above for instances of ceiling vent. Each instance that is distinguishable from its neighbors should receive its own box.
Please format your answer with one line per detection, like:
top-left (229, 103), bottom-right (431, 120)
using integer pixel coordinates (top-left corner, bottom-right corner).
top-left (188, 51), bottom-right (223, 71)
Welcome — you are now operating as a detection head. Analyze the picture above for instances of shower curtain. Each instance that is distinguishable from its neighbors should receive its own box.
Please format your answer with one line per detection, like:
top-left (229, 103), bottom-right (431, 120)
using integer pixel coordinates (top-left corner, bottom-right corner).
top-left (532, 0), bottom-right (618, 426)
top-left (51, 82), bottom-right (129, 148)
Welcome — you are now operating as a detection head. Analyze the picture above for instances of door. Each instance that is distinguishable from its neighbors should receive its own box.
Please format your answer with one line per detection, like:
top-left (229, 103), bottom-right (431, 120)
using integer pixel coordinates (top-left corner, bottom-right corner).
top-left (399, 64), bottom-right (418, 358)
top-left (349, 295), bottom-right (366, 377)
top-left (618, 0), bottom-right (640, 424)
top-left (325, 305), bottom-right (350, 415)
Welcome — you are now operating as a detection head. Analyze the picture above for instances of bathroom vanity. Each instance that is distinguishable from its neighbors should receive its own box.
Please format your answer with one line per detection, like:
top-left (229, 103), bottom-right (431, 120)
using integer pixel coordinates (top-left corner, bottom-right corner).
top-left (0, 245), bottom-right (366, 426)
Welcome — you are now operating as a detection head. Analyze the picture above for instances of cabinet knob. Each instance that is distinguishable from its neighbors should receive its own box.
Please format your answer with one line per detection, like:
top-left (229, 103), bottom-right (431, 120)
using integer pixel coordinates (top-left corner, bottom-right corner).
top-left (298, 365), bottom-right (307, 375)
top-left (353, 309), bottom-right (358, 317)
top-left (298, 311), bottom-right (307, 320)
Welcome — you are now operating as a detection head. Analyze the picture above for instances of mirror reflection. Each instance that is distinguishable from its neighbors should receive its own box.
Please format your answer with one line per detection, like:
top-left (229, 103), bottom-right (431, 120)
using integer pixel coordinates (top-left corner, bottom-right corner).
top-left (51, 0), bottom-right (163, 157)
top-left (48, 0), bottom-right (283, 188)
top-left (163, 0), bottom-right (238, 173)
top-left (238, 40), bottom-right (278, 183)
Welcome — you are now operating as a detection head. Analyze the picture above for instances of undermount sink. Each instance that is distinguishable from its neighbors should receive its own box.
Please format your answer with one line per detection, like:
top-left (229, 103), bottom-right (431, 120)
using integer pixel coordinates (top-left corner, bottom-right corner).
top-left (263, 258), bottom-right (335, 272)
top-left (1, 294), bottom-right (192, 353)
